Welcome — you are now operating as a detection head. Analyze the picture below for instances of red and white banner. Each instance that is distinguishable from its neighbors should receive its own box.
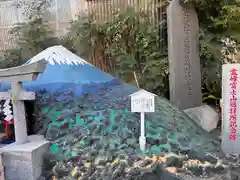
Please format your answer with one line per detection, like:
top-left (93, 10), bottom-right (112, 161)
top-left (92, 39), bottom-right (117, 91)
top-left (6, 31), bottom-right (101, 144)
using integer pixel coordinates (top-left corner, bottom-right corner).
top-left (222, 64), bottom-right (240, 154)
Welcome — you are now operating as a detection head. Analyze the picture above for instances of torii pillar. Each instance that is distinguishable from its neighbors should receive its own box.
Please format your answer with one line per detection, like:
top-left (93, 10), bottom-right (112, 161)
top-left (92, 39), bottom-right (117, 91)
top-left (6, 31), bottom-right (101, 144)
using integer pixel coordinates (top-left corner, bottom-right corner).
top-left (0, 60), bottom-right (46, 144)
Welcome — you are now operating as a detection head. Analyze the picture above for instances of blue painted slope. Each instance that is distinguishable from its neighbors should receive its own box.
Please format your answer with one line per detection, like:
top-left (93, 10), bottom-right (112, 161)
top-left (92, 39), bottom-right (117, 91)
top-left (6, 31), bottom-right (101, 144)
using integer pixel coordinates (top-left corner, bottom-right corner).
top-left (0, 46), bottom-right (120, 95)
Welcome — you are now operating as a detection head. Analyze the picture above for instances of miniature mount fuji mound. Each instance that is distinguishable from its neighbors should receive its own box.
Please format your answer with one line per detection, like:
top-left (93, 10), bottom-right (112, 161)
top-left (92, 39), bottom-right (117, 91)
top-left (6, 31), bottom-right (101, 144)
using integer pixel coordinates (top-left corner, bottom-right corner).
top-left (36, 83), bottom-right (227, 180)
top-left (0, 46), bottom-right (230, 179)
top-left (0, 45), bottom-right (120, 95)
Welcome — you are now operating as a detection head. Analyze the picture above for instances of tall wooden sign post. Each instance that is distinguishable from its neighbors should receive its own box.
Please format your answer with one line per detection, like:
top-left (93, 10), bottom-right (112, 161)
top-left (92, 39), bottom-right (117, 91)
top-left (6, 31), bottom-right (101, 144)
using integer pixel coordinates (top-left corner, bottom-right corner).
top-left (0, 60), bottom-right (46, 144)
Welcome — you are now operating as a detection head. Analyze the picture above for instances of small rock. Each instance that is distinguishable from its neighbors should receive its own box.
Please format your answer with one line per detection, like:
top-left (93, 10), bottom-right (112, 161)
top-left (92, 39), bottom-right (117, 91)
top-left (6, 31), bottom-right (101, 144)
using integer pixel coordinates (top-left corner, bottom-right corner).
top-left (46, 127), bottom-right (60, 140)
top-left (53, 163), bottom-right (71, 177)
top-left (184, 105), bottom-right (219, 132)
top-left (203, 154), bottom-right (218, 164)
top-left (166, 156), bottom-right (183, 167)
top-left (94, 155), bottom-right (107, 166)
top-left (147, 137), bottom-right (159, 145)
top-left (166, 167), bottom-right (178, 173)
top-left (139, 172), bottom-right (158, 180)
top-left (231, 173), bottom-right (239, 180)
top-left (126, 138), bottom-right (136, 145)
top-left (187, 166), bottom-right (203, 176)
top-left (112, 163), bottom-right (125, 179)
top-left (126, 167), bottom-right (141, 177)
top-left (139, 159), bottom-right (153, 167)
top-left (204, 165), bottom-right (226, 176)
top-left (187, 150), bottom-right (218, 164)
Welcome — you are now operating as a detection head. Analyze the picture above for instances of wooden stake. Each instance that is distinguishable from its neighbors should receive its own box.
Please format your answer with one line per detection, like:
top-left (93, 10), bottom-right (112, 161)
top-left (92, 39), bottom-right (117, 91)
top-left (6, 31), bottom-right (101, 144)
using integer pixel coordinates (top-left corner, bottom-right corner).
top-left (133, 71), bottom-right (139, 88)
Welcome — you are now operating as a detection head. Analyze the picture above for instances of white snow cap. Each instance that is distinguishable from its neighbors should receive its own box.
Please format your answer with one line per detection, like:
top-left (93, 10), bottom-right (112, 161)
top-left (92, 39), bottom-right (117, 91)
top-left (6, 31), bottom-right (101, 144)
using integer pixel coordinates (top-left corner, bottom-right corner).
top-left (27, 45), bottom-right (92, 66)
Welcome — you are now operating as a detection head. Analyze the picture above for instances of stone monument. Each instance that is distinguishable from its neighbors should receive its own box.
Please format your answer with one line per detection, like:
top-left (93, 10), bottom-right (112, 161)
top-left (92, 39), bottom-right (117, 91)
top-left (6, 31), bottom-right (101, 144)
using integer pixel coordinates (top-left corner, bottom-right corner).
top-left (167, 0), bottom-right (202, 109)
top-left (222, 63), bottom-right (240, 154)
top-left (0, 60), bottom-right (49, 180)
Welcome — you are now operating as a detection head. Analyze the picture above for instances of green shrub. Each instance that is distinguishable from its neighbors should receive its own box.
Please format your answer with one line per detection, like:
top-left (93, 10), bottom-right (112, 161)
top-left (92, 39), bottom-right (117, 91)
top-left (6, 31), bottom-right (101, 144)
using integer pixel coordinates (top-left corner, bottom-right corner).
top-left (68, 7), bottom-right (169, 96)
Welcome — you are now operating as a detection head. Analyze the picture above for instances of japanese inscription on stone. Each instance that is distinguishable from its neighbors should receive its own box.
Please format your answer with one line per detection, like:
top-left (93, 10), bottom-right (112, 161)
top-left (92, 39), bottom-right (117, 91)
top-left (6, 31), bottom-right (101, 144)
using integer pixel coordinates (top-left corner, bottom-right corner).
top-left (183, 8), bottom-right (192, 96)
top-left (222, 64), bottom-right (240, 154)
top-left (167, 0), bottom-right (202, 109)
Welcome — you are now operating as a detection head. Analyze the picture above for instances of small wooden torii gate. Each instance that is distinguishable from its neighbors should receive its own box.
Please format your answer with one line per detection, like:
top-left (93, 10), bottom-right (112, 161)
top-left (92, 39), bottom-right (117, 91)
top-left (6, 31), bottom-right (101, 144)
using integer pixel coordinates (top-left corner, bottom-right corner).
top-left (0, 60), bottom-right (46, 144)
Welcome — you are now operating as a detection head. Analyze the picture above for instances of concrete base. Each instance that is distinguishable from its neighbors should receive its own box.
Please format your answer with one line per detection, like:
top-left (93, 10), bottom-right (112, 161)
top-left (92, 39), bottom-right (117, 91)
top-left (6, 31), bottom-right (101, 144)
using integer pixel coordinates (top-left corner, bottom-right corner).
top-left (0, 135), bottom-right (49, 180)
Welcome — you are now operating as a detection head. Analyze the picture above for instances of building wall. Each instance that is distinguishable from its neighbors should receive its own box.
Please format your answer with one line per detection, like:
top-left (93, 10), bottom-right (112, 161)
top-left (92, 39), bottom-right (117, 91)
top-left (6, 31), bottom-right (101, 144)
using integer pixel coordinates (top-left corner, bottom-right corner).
top-left (0, 0), bottom-right (160, 50)
top-left (0, 1), bottom-right (20, 49)
top-left (0, 0), bottom-right (77, 50)
top-left (78, 0), bottom-right (158, 22)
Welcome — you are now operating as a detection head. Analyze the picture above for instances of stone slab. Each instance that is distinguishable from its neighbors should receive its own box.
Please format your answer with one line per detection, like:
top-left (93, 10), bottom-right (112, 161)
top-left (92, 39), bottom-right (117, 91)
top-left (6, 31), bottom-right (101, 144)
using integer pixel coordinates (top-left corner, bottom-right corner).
top-left (0, 135), bottom-right (47, 152)
top-left (167, 0), bottom-right (202, 109)
top-left (0, 135), bottom-right (49, 180)
top-left (184, 105), bottom-right (219, 132)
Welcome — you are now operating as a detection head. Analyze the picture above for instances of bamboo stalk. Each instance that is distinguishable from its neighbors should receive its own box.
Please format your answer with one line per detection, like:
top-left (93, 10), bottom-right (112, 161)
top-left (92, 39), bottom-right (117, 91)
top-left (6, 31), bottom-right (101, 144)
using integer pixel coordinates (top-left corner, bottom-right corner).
top-left (133, 71), bottom-right (139, 88)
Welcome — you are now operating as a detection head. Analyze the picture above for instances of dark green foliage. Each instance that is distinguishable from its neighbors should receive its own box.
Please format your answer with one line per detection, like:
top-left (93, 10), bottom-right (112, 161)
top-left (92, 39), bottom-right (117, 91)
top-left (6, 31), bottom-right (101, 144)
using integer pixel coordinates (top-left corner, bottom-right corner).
top-left (68, 8), bottom-right (169, 96)
top-left (190, 0), bottom-right (240, 104)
